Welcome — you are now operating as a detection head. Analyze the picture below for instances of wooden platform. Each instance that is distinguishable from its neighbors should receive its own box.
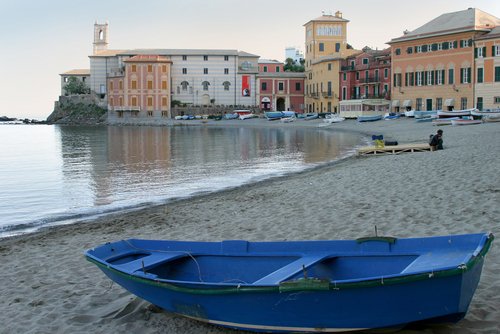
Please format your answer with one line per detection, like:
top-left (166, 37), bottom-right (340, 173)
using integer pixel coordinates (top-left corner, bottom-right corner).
top-left (357, 143), bottom-right (431, 156)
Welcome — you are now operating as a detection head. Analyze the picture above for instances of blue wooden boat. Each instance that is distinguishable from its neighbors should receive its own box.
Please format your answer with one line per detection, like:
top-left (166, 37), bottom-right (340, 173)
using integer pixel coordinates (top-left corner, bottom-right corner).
top-left (357, 114), bottom-right (383, 122)
top-left (85, 233), bottom-right (493, 333)
top-left (304, 112), bottom-right (319, 120)
top-left (264, 111), bottom-right (284, 120)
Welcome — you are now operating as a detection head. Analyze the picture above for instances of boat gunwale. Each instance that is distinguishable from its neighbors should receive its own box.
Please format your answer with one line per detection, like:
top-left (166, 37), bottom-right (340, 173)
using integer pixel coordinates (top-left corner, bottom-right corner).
top-left (85, 233), bottom-right (494, 295)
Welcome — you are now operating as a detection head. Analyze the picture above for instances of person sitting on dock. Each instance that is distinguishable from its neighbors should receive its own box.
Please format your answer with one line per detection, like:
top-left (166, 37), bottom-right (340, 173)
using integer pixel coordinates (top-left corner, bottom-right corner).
top-left (429, 129), bottom-right (443, 151)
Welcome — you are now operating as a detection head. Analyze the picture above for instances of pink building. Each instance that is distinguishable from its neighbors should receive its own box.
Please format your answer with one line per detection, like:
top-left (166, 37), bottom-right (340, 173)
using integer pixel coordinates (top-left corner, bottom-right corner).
top-left (108, 55), bottom-right (173, 118)
top-left (256, 59), bottom-right (306, 112)
top-left (340, 47), bottom-right (391, 101)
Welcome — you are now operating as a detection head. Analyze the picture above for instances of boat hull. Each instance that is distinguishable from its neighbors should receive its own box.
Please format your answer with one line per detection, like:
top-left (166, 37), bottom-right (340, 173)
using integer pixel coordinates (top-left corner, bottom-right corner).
top-left (86, 233), bottom-right (493, 333)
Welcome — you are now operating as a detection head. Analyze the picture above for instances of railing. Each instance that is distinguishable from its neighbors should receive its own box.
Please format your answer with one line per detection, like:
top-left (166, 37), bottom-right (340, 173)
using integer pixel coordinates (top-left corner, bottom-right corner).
top-left (110, 106), bottom-right (141, 112)
top-left (358, 77), bottom-right (381, 84)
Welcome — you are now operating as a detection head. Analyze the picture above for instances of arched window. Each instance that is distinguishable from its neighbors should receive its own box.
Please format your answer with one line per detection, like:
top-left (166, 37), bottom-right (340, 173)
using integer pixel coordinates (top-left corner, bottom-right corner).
top-left (99, 30), bottom-right (104, 40)
top-left (180, 81), bottom-right (189, 91)
top-left (222, 81), bottom-right (231, 91)
top-left (202, 81), bottom-right (210, 91)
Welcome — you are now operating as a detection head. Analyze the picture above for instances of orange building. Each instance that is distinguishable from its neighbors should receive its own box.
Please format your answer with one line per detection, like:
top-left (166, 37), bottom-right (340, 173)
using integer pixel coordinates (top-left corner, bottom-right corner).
top-left (475, 27), bottom-right (500, 110)
top-left (388, 8), bottom-right (500, 112)
top-left (107, 55), bottom-right (173, 119)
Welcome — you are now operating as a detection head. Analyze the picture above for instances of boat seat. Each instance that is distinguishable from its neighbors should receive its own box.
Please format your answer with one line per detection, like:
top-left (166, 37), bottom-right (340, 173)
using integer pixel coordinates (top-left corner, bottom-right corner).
top-left (113, 252), bottom-right (186, 273)
top-left (401, 251), bottom-right (469, 274)
top-left (252, 254), bottom-right (328, 285)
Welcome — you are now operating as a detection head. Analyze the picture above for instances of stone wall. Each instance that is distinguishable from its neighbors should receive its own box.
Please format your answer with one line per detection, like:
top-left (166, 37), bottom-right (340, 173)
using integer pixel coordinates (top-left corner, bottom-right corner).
top-left (47, 94), bottom-right (107, 125)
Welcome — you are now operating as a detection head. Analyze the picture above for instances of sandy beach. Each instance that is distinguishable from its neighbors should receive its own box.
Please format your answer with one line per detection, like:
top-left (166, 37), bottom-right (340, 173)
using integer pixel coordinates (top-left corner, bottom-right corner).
top-left (1, 118), bottom-right (499, 334)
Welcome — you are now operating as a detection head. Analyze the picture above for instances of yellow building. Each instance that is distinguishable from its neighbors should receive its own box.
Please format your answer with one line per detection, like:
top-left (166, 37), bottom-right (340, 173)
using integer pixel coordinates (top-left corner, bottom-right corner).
top-left (304, 11), bottom-right (357, 113)
top-left (388, 8), bottom-right (500, 112)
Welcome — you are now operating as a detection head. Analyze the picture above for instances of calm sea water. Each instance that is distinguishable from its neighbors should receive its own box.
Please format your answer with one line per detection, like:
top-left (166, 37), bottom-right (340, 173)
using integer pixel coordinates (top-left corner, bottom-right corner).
top-left (0, 124), bottom-right (363, 237)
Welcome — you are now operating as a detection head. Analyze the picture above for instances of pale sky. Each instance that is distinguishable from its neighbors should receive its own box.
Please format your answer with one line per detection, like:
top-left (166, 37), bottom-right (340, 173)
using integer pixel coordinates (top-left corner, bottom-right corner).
top-left (0, 0), bottom-right (498, 120)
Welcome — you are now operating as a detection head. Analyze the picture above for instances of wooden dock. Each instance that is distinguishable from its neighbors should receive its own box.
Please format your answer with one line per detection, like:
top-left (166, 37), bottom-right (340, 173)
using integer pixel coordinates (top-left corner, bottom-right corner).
top-left (357, 143), bottom-right (431, 156)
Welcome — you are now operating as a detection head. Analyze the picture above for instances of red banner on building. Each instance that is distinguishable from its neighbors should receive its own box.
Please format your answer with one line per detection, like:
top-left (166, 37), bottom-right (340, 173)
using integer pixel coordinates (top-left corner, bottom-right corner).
top-left (242, 75), bottom-right (250, 96)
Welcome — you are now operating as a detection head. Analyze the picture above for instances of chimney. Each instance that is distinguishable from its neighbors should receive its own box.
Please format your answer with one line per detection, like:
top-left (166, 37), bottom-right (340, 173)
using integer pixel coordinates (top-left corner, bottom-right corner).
top-left (335, 11), bottom-right (343, 18)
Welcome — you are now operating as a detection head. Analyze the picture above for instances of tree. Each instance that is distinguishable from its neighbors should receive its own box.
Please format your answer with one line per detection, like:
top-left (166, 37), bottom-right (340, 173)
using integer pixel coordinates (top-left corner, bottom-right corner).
top-left (64, 77), bottom-right (90, 95)
top-left (284, 57), bottom-right (305, 72)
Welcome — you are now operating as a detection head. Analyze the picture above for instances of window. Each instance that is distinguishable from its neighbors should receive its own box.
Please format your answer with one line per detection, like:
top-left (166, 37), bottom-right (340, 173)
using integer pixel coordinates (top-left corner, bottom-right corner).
top-left (263, 66), bottom-right (268, 72)
top-left (406, 47), bottom-right (413, 54)
top-left (131, 80), bottom-right (137, 90)
top-left (350, 60), bottom-right (355, 68)
top-left (342, 86), bottom-right (347, 100)
top-left (383, 84), bottom-right (388, 93)
top-left (328, 63), bottom-right (332, 71)
top-left (295, 82), bottom-right (301, 91)
top-left (147, 80), bottom-right (153, 90)
top-left (204, 68), bottom-right (208, 74)
top-left (448, 41), bottom-right (454, 49)
top-left (119, 80), bottom-right (123, 90)
top-left (203, 55), bottom-right (208, 61)
top-left (224, 68), bottom-right (229, 74)
top-left (495, 96), bottom-right (500, 104)
top-left (427, 71), bottom-right (433, 85)
top-left (147, 65), bottom-right (152, 72)
top-left (477, 68), bottom-right (484, 83)
top-left (162, 80), bottom-right (167, 90)
top-left (276, 66), bottom-right (280, 73)
top-left (437, 43), bottom-right (442, 51)
top-left (343, 72), bottom-right (346, 80)
top-left (327, 81), bottom-right (332, 96)
top-left (224, 55), bottom-right (229, 61)
top-left (147, 96), bottom-right (153, 107)
top-left (131, 64), bottom-right (137, 72)
top-left (448, 69), bottom-right (454, 84)
top-left (393, 73), bottom-right (402, 87)
top-left (278, 82), bottom-right (284, 91)
top-left (416, 71), bottom-right (423, 86)
top-left (109, 81), bottom-right (114, 90)
top-left (461, 97), bottom-right (468, 110)
top-left (180, 81), bottom-right (189, 91)
top-left (182, 55), bottom-right (187, 61)
top-left (261, 82), bottom-right (267, 91)
top-left (416, 45), bottom-right (422, 53)
top-left (222, 81), bottom-right (230, 91)
top-left (162, 96), bottom-right (168, 107)
top-left (362, 58), bottom-right (369, 65)
top-left (202, 81), bottom-right (210, 91)
top-left (182, 68), bottom-right (187, 74)
top-left (495, 67), bottom-right (500, 82)
top-left (495, 45), bottom-right (500, 56)
top-left (131, 96), bottom-right (137, 106)
top-left (477, 97), bottom-right (483, 111)
top-left (319, 43), bottom-right (324, 52)
top-left (384, 68), bottom-right (388, 78)
top-left (356, 72), bottom-right (360, 80)
top-left (477, 47), bottom-right (484, 58)
top-left (416, 98), bottom-right (422, 111)
top-left (460, 67), bottom-right (471, 84)
top-left (162, 65), bottom-right (167, 72)
top-left (436, 98), bottom-right (443, 111)
top-left (82, 77), bottom-right (86, 82)
top-left (395, 48), bottom-right (401, 55)
top-left (437, 70), bottom-right (444, 85)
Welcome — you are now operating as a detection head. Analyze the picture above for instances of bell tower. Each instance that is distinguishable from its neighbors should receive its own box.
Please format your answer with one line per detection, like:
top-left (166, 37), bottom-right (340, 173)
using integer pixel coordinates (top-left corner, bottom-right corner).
top-left (93, 22), bottom-right (109, 54)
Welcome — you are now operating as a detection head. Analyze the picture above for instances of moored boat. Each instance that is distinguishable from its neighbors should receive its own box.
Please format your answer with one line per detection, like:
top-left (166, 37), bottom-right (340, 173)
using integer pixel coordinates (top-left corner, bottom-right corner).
top-left (437, 109), bottom-right (475, 118)
top-left (86, 233), bottom-right (493, 333)
top-left (451, 119), bottom-right (482, 126)
top-left (304, 113), bottom-right (319, 120)
top-left (432, 117), bottom-right (460, 126)
top-left (414, 110), bottom-right (438, 119)
top-left (264, 111), bottom-right (284, 121)
top-left (324, 115), bottom-right (345, 123)
top-left (357, 114), bottom-right (383, 122)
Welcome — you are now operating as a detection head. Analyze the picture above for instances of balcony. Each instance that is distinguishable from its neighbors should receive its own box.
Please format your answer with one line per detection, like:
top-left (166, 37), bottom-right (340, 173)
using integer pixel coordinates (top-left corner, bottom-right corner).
top-left (358, 77), bottom-right (381, 84)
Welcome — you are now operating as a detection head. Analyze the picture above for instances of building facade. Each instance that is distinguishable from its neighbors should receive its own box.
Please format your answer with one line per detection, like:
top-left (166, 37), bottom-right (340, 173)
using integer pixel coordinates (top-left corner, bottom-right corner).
top-left (340, 47), bottom-right (391, 101)
top-left (60, 69), bottom-right (90, 96)
top-left (86, 23), bottom-right (260, 121)
top-left (256, 59), bottom-right (305, 112)
top-left (389, 8), bottom-right (500, 112)
top-left (474, 27), bottom-right (500, 110)
top-left (304, 11), bottom-right (358, 114)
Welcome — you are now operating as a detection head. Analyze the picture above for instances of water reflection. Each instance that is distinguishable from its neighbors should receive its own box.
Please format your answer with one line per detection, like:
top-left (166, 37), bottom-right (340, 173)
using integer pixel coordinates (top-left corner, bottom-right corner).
top-left (56, 125), bottom-right (362, 212)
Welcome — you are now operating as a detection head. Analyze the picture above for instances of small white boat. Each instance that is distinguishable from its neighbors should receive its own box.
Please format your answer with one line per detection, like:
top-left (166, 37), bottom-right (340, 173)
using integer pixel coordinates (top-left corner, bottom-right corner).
top-left (323, 115), bottom-right (345, 123)
top-left (471, 109), bottom-right (500, 118)
top-left (437, 109), bottom-right (475, 118)
top-left (451, 119), bottom-right (482, 126)
top-left (280, 116), bottom-right (295, 123)
top-left (432, 117), bottom-right (460, 126)
top-left (239, 113), bottom-right (257, 120)
top-left (404, 110), bottom-right (415, 117)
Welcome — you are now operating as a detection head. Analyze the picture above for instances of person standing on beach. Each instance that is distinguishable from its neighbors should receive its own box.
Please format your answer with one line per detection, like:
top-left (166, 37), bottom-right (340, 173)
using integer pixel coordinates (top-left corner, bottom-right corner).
top-left (429, 129), bottom-right (443, 151)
